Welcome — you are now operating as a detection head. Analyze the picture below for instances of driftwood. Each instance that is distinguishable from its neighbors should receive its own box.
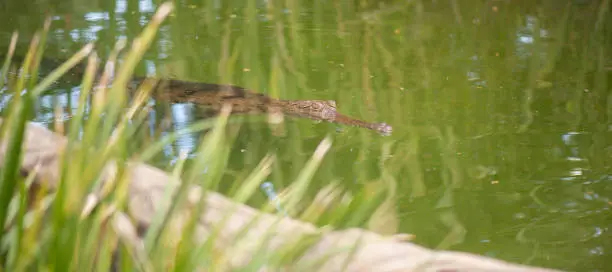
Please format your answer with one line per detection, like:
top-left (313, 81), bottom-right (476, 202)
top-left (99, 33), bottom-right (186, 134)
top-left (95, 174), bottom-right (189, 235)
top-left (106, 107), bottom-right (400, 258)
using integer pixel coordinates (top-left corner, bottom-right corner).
top-left (0, 119), bottom-right (561, 272)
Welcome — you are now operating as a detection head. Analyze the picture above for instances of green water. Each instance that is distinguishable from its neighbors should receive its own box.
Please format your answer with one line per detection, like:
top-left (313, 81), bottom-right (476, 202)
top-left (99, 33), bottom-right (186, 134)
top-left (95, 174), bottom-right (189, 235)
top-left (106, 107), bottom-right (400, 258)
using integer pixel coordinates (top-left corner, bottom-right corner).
top-left (1, 0), bottom-right (611, 271)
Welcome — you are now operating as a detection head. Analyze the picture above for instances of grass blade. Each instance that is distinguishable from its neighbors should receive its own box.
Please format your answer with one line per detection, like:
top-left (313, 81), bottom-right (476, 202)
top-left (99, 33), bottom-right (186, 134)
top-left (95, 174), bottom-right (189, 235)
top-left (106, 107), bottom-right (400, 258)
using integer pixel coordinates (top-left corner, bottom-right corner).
top-left (0, 32), bottom-right (18, 89)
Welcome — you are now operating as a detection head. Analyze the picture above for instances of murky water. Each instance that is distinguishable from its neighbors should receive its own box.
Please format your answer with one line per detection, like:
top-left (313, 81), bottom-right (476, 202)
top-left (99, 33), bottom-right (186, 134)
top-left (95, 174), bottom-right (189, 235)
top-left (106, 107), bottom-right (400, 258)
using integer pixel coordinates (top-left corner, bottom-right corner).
top-left (1, 0), bottom-right (611, 271)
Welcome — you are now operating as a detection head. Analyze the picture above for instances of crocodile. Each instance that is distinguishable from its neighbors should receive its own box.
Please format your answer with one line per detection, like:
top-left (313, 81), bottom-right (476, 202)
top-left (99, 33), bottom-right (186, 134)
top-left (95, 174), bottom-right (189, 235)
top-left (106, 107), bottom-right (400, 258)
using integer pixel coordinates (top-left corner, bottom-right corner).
top-left (4, 55), bottom-right (392, 135)
top-left (144, 78), bottom-right (392, 135)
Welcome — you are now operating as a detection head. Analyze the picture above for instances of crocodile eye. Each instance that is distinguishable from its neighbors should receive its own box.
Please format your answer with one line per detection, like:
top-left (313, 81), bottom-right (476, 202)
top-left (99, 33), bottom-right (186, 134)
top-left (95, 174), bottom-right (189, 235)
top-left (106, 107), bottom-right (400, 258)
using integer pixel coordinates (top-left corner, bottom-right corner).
top-left (326, 100), bottom-right (337, 108)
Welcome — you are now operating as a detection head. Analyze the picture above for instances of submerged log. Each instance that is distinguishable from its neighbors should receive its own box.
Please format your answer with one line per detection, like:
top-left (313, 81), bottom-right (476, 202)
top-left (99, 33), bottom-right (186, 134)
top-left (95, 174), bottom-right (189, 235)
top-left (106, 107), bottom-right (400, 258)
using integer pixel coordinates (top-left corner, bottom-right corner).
top-left (0, 119), bottom-right (559, 272)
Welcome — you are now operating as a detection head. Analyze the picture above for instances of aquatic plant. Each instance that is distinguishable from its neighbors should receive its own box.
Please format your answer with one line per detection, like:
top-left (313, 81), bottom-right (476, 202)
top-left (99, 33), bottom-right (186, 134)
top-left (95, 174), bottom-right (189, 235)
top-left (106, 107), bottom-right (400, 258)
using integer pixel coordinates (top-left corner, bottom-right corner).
top-left (0, 2), bottom-right (389, 271)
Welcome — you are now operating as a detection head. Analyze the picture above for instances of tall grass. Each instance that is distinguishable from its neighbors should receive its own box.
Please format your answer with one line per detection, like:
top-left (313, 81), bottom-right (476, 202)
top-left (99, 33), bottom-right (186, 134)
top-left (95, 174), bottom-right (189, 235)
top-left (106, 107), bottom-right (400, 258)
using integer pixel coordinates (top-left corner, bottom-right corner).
top-left (3, 0), bottom-right (608, 270)
top-left (0, 1), bottom-right (397, 270)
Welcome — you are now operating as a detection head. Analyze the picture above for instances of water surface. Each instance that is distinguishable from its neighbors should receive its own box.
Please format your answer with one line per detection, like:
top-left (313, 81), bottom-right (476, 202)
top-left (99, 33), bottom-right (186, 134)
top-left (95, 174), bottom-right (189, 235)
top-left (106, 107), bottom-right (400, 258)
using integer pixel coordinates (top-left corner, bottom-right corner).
top-left (0, 1), bottom-right (610, 271)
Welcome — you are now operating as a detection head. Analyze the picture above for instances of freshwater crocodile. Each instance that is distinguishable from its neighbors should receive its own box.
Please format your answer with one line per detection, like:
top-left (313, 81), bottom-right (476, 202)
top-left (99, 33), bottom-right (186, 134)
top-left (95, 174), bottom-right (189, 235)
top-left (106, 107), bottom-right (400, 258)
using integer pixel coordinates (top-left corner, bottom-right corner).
top-left (5, 55), bottom-right (393, 135)
top-left (144, 78), bottom-right (392, 135)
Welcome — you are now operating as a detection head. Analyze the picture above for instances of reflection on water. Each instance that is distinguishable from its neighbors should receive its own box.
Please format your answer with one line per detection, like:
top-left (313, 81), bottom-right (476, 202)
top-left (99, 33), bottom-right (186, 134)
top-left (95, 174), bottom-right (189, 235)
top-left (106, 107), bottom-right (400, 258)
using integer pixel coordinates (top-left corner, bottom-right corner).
top-left (261, 181), bottom-right (288, 216)
top-left (1, 0), bottom-right (611, 271)
top-left (168, 104), bottom-right (199, 156)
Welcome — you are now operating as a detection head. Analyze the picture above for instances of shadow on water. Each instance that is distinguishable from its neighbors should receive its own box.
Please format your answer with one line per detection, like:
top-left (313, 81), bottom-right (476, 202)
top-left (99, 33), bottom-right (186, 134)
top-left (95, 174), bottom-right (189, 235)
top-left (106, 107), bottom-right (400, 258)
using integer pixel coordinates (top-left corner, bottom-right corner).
top-left (1, 0), bottom-right (611, 271)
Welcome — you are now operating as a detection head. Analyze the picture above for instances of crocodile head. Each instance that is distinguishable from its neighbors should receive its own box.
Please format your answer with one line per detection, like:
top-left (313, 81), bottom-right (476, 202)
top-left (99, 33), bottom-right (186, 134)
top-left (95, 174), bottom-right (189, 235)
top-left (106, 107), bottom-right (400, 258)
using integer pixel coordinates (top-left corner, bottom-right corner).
top-left (282, 100), bottom-right (338, 121)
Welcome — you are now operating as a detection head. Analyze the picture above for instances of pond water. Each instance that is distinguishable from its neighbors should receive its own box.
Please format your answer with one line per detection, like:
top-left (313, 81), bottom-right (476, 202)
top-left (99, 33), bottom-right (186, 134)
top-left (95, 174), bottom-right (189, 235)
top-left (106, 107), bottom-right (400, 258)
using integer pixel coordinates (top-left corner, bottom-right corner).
top-left (1, 0), bottom-right (611, 271)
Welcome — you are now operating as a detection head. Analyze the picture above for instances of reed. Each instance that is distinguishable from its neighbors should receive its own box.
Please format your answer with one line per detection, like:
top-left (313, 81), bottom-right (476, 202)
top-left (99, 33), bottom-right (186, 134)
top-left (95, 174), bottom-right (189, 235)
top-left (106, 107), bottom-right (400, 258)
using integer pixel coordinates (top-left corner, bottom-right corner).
top-left (0, 1), bottom-right (395, 270)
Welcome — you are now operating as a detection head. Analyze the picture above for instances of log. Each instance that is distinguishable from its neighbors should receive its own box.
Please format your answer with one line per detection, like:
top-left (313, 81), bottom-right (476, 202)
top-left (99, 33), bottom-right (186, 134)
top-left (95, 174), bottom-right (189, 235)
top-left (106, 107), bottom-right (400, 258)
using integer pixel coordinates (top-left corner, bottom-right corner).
top-left (0, 119), bottom-right (560, 272)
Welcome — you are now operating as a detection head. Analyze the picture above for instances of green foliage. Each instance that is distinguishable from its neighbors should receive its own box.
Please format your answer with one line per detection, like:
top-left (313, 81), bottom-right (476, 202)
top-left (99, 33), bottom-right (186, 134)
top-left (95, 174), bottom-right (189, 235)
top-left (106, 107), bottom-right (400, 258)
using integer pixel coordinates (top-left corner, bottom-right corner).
top-left (0, 2), bottom-right (394, 271)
